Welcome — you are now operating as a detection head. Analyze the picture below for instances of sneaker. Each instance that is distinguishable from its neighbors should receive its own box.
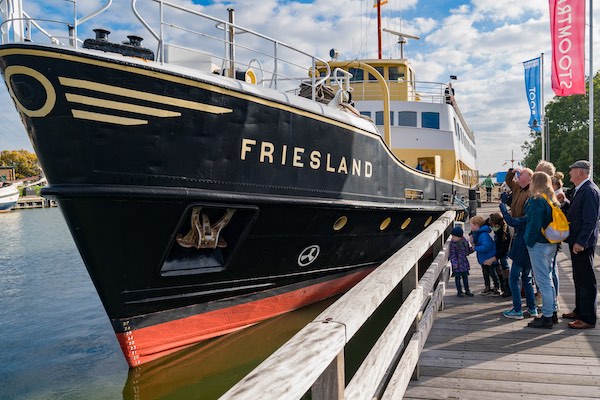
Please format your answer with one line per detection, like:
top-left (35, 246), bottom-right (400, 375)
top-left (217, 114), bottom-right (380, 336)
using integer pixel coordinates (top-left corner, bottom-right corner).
top-left (501, 291), bottom-right (512, 298)
top-left (465, 291), bottom-right (474, 297)
top-left (492, 289), bottom-right (501, 296)
top-left (503, 309), bottom-right (524, 319)
top-left (457, 292), bottom-right (464, 297)
top-left (481, 288), bottom-right (492, 296)
top-left (528, 308), bottom-right (539, 318)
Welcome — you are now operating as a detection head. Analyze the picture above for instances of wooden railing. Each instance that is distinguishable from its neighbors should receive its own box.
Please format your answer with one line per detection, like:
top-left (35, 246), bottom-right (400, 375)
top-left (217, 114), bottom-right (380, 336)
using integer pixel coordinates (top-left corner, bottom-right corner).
top-left (221, 210), bottom-right (457, 399)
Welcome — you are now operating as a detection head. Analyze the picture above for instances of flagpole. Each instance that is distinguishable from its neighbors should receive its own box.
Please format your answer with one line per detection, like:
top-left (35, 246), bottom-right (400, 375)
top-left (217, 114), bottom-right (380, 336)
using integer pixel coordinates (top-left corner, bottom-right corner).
top-left (589, 0), bottom-right (594, 179)
top-left (541, 52), bottom-right (545, 161)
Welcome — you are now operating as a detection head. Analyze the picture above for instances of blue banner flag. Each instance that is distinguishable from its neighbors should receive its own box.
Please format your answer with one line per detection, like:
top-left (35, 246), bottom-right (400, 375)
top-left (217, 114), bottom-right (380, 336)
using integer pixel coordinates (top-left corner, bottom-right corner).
top-left (523, 57), bottom-right (541, 132)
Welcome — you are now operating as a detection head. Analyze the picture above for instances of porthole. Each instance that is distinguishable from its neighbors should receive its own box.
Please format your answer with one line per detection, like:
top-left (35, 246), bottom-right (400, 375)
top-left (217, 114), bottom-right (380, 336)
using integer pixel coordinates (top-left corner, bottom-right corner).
top-left (401, 217), bottom-right (411, 230)
top-left (380, 217), bottom-right (391, 231)
top-left (424, 216), bottom-right (433, 227)
top-left (333, 216), bottom-right (348, 231)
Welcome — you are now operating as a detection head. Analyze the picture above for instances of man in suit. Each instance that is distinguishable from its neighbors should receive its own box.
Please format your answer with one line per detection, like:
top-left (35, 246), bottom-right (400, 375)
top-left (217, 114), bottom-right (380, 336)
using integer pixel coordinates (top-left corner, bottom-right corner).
top-left (563, 160), bottom-right (600, 329)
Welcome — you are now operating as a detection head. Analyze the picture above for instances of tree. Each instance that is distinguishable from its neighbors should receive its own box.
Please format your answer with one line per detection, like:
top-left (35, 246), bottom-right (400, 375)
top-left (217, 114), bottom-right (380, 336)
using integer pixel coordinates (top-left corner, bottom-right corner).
top-left (0, 149), bottom-right (41, 179)
top-left (522, 71), bottom-right (600, 182)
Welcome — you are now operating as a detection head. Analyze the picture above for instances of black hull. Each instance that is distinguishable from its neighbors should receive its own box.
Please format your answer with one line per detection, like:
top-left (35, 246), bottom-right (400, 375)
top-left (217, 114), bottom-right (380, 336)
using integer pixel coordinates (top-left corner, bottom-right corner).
top-left (0, 43), bottom-right (469, 365)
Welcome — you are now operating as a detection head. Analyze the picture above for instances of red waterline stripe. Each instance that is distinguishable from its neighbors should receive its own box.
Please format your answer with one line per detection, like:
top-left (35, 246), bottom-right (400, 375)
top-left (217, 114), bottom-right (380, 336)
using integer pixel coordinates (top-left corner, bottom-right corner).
top-left (116, 268), bottom-right (373, 366)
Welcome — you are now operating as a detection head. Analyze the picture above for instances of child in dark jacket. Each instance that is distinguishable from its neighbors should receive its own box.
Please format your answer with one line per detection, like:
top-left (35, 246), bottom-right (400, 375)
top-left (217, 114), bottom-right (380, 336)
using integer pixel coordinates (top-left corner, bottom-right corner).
top-left (485, 213), bottom-right (512, 297)
top-left (449, 226), bottom-right (474, 297)
top-left (470, 215), bottom-right (500, 295)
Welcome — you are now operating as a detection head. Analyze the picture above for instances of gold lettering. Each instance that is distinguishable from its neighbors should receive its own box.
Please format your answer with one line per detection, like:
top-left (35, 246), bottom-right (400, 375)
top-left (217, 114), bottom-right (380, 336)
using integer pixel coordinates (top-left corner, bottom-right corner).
top-left (352, 159), bottom-right (361, 176)
top-left (281, 144), bottom-right (287, 165)
top-left (310, 151), bottom-right (321, 169)
top-left (365, 161), bottom-right (373, 178)
top-left (326, 154), bottom-right (335, 172)
top-left (338, 157), bottom-right (348, 174)
top-left (241, 138), bottom-right (256, 160)
top-left (260, 141), bottom-right (274, 163)
top-left (293, 147), bottom-right (305, 168)
top-left (241, 138), bottom-right (373, 179)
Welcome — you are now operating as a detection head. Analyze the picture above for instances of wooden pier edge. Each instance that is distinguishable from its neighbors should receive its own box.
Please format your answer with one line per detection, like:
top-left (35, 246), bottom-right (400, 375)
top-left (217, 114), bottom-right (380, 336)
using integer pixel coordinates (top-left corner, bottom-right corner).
top-left (220, 210), bottom-right (456, 400)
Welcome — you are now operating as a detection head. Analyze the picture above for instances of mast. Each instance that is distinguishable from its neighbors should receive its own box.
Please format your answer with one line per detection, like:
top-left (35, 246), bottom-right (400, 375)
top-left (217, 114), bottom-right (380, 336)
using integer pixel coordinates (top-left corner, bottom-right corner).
top-left (377, 0), bottom-right (382, 59)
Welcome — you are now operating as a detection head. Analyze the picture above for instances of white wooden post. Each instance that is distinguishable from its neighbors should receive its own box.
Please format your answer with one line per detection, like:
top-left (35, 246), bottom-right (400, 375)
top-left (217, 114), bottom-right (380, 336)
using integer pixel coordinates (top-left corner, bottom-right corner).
top-left (402, 261), bottom-right (420, 380)
top-left (311, 350), bottom-right (344, 400)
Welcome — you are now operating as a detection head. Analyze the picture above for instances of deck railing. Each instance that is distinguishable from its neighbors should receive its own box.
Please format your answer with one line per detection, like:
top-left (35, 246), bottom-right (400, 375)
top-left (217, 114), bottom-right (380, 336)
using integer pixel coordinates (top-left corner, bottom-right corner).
top-left (0, 0), bottom-right (331, 101)
top-left (221, 211), bottom-right (457, 399)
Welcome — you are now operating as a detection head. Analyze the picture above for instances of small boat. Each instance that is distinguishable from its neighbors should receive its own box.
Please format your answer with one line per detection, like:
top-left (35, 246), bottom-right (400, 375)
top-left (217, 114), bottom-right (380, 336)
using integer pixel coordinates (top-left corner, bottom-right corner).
top-left (0, 182), bottom-right (19, 212)
top-left (0, 1), bottom-right (475, 366)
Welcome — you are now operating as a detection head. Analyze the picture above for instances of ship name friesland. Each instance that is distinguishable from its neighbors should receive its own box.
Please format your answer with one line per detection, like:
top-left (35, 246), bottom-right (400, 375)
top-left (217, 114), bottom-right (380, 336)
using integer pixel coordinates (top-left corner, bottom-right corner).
top-left (240, 138), bottom-right (373, 177)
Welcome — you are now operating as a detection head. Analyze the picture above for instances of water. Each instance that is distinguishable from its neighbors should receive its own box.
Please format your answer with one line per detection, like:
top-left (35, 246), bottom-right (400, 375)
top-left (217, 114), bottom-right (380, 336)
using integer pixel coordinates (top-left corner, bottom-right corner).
top-left (0, 208), bottom-right (340, 399)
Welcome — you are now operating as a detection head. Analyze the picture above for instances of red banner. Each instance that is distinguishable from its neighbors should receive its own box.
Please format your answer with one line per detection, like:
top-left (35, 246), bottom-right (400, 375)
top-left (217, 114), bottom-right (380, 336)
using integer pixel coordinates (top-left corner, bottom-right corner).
top-left (549, 0), bottom-right (586, 96)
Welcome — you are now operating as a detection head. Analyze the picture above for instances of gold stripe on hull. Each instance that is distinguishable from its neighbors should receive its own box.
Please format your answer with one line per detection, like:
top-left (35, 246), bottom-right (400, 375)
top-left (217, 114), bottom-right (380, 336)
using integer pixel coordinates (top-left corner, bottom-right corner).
top-left (60, 77), bottom-right (232, 114)
top-left (65, 93), bottom-right (181, 117)
top-left (71, 109), bottom-right (148, 125)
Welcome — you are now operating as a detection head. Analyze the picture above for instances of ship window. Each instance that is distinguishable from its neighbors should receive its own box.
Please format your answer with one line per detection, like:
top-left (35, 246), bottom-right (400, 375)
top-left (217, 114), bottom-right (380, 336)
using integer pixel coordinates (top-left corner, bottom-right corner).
top-left (398, 111), bottom-right (417, 127)
top-left (360, 111), bottom-right (372, 118)
top-left (422, 112), bottom-right (440, 129)
top-left (389, 67), bottom-right (404, 81)
top-left (369, 67), bottom-right (385, 81)
top-left (375, 111), bottom-right (394, 125)
top-left (348, 68), bottom-right (364, 82)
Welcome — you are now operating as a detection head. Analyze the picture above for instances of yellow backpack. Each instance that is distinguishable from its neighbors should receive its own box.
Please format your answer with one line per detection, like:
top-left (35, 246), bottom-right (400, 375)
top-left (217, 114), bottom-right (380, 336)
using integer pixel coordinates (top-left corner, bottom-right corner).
top-left (540, 193), bottom-right (570, 243)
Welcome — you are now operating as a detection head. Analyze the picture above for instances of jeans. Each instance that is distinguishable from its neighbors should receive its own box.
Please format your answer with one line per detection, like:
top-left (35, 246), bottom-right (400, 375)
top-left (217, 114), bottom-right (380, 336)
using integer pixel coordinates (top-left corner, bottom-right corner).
top-left (528, 243), bottom-right (558, 317)
top-left (551, 245), bottom-right (559, 297)
top-left (509, 260), bottom-right (536, 312)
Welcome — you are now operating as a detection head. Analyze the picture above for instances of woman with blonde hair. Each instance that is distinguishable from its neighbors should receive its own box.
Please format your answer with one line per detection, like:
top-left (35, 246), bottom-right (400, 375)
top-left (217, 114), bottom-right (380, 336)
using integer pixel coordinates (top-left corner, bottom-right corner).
top-left (524, 172), bottom-right (559, 328)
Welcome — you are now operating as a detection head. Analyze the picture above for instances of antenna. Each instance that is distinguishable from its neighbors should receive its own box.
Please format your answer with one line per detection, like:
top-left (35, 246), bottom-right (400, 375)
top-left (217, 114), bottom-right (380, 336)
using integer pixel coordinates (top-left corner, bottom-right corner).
top-left (382, 28), bottom-right (420, 59)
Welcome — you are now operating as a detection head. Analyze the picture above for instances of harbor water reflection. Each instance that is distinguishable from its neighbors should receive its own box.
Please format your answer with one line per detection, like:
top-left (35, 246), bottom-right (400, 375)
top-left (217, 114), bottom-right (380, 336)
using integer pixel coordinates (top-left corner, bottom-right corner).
top-left (0, 208), bottom-right (338, 399)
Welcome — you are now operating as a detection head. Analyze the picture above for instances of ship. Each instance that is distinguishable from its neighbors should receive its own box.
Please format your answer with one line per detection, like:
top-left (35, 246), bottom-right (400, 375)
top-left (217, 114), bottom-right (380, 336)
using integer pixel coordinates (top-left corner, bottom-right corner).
top-left (0, 181), bottom-right (19, 212)
top-left (0, 1), bottom-right (476, 366)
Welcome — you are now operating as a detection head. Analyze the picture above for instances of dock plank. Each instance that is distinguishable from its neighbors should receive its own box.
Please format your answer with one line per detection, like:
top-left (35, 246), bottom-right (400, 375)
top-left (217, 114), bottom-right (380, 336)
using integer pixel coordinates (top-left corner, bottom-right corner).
top-left (403, 203), bottom-right (600, 399)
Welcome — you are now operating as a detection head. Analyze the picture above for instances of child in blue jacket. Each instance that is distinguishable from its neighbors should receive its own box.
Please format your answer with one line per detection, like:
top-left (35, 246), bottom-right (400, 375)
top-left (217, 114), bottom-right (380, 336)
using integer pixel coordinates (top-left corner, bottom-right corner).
top-left (469, 215), bottom-right (500, 295)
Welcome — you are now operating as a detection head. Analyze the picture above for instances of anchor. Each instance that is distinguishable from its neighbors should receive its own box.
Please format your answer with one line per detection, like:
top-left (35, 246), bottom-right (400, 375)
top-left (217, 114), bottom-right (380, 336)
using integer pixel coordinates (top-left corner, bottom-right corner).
top-left (176, 207), bottom-right (236, 249)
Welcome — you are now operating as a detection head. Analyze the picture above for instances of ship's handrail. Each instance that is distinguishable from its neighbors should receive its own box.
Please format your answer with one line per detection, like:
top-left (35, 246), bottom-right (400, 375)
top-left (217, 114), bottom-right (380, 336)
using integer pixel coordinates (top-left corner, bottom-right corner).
top-left (342, 77), bottom-right (476, 144)
top-left (222, 211), bottom-right (456, 400)
top-left (0, 0), bottom-right (110, 46)
top-left (131, 0), bottom-right (331, 99)
top-left (349, 79), bottom-right (448, 103)
top-left (0, 0), bottom-right (332, 102)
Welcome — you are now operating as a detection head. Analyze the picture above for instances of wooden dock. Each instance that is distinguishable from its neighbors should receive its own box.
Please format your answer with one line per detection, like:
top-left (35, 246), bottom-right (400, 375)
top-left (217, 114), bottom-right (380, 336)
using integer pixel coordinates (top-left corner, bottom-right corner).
top-left (404, 203), bottom-right (600, 400)
top-left (217, 202), bottom-right (600, 399)
top-left (14, 195), bottom-right (57, 210)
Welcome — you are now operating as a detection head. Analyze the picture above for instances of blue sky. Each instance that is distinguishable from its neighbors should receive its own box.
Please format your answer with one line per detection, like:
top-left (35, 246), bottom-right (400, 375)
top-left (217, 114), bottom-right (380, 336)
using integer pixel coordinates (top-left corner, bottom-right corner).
top-left (0, 0), bottom-right (599, 175)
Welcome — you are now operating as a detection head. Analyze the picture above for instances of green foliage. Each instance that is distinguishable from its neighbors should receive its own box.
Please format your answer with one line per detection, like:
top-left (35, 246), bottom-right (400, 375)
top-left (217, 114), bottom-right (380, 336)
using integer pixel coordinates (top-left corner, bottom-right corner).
top-left (19, 185), bottom-right (43, 196)
top-left (0, 149), bottom-right (41, 179)
top-left (522, 71), bottom-right (600, 181)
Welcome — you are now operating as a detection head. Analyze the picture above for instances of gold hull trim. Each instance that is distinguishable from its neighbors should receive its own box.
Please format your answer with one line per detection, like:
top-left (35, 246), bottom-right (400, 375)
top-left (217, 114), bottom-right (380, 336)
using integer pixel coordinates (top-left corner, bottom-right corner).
top-left (71, 109), bottom-right (148, 126)
top-left (60, 77), bottom-right (231, 114)
top-left (65, 93), bottom-right (181, 118)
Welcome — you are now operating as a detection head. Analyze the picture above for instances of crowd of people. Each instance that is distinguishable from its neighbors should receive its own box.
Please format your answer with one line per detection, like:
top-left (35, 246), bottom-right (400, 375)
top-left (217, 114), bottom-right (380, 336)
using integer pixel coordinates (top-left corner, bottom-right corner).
top-left (449, 159), bottom-right (600, 329)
